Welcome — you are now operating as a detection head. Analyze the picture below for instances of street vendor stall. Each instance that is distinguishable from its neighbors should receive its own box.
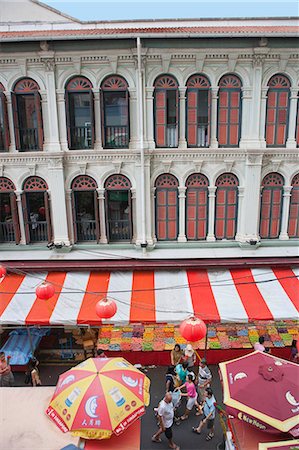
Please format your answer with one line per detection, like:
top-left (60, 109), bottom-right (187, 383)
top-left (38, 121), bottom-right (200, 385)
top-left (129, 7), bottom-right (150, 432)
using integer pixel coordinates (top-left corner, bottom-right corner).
top-left (0, 267), bottom-right (298, 365)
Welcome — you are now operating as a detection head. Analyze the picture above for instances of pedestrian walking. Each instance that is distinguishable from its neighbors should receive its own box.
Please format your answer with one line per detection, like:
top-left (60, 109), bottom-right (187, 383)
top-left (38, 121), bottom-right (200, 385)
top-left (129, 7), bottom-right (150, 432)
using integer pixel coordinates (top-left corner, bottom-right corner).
top-left (27, 357), bottom-right (41, 386)
top-left (197, 358), bottom-right (212, 401)
top-left (177, 374), bottom-right (199, 421)
top-left (192, 387), bottom-right (216, 441)
top-left (0, 352), bottom-right (14, 387)
top-left (183, 344), bottom-right (196, 370)
top-left (170, 344), bottom-right (183, 366)
top-left (165, 366), bottom-right (176, 392)
top-left (175, 361), bottom-right (188, 386)
top-left (254, 336), bottom-right (265, 352)
top-left (152, 392), bottom-right (180, 450)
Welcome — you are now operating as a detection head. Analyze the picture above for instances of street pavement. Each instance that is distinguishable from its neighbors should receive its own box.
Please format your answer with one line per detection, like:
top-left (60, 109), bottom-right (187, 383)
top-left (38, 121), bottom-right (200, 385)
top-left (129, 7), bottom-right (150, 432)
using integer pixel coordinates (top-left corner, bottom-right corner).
top-left (13, 363), bottom-right (224, 450)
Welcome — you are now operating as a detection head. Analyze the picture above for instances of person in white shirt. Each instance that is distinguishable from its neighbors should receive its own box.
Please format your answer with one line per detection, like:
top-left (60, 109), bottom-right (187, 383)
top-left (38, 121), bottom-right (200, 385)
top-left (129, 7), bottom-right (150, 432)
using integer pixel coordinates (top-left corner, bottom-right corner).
top-left (152, 392), bottom-right (180, 450)
top-left (197, 358), bottom-right (212, 401)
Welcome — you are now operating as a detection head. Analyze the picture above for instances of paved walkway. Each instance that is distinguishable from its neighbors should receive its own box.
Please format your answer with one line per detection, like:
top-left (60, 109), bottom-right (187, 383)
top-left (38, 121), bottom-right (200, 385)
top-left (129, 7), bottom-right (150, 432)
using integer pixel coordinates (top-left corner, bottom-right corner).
top-left (13, 363), bottom-right (224, 450)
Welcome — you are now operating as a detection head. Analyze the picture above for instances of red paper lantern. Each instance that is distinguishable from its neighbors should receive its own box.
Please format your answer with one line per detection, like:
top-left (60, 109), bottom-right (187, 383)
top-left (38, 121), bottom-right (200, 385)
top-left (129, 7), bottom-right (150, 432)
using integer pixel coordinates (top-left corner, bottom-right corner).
top-left (0, 265), bottom-right (7, 279)
top-left (179, 316), bottom-right (207, 342)
top-left (36, 282), bottom-right (55, 300)
top-left (95, 297), bottom-right (117, 319)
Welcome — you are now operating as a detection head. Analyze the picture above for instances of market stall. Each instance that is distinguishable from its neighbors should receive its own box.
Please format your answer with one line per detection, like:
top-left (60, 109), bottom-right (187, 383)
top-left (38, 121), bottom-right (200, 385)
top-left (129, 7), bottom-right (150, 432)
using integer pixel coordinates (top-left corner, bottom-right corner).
top-left (0, 267), bottom-right (298, 365)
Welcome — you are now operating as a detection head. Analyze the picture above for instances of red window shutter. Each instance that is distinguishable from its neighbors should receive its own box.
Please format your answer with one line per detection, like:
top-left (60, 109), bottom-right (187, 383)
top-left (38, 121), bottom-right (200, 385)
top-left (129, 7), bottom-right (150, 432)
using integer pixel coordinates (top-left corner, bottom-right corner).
top-left (186, 90), bottom-right (197, 146)
top-left (21, 192), bottom-right (30, 243)
top-left (71, 191), bottom-right (78, 243)
top-left (0, 92), bottom-right (10, 151)
top-left (65, 91), bottom-right (71, 148)
top-left (9, 192), bottom-right (21, 244)
top-left (93, 190), bottom-right (100, 243)
top-left (44, 191), bottom-right (53, 243)
top-left (34, 92), bottom-right (43, 150)
top-left (155, 90), bottom-right (166, 147)
top-left (288, 188), bottom-right (299, 237)
top-left (89, 90), bottom-right (95, 147)
top-left (158, 221), bottom-right (166, 240)
top-left (11, 92), bottom-right (20, 150)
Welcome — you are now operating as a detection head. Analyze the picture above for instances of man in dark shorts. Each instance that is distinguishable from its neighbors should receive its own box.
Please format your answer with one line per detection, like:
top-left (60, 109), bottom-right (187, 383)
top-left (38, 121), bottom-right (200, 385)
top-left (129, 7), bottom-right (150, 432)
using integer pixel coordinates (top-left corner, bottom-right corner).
top-left (152, 392), bottom-right (180, 449)
top-left (192, 387), bottom-right (216, 441)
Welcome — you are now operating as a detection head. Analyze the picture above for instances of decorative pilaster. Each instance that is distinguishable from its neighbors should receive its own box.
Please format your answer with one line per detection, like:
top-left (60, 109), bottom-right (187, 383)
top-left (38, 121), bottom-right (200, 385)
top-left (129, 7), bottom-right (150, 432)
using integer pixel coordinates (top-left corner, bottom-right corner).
top-left (178, 88), bottom-right (187, 149)
top-left (249, 53), bottom-right (266, 147)
top-left (5, 92), bottom-right (16, 152)
top-left (97, 188), bottom-right (108, 244)
top-left (145, 87), bottom-right (155, 149)
top-left (65, 189), bottom-right (74, 243)
top-left (279, 186), bottom-right (292, 240)
top-left (41, 57), bottom-right (61, 152)
top-left (15, 191), bottom-right (26, 244)
top-left (178, 186), bottom-right (187, 242)
top-left (47, 158), bottom-right (70, 245)
top-left (210, 88), bottom-right (218, 148)
top-left (131, 188), bottom-right (137, 243)
top-left (56, 90), bottom-right (68, 151)
top-left (207, 186), bottom-right (216, 241)
top-left (286, 89), bottom-right (298, 149)
top-left (239, 88), bottom-right (252, 148)
top-left (259, 87), bottom-right (268, 148)
top-left (93, 90), bottom-right (103, 150)
top-left (128, 88), bottom-right (139, 149)
top-left (151, 187), bottom-right (157, 243)
top-left (235, 186), bottom-right (245, 242)
top-left (40, 91), bottom-right (51, 150)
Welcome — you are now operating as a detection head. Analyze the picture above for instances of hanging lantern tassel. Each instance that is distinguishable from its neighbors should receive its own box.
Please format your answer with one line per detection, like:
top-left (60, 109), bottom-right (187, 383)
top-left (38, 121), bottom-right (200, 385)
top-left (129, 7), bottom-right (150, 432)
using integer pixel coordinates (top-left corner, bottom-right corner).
top-left (179, 316), bottom-right (207, 342)
top-left (0, 265), bottom-right (7, 280)
top-left (36, 282), bottom-right (55, 300)
top-left (95, 297), bottom-right (117, 319)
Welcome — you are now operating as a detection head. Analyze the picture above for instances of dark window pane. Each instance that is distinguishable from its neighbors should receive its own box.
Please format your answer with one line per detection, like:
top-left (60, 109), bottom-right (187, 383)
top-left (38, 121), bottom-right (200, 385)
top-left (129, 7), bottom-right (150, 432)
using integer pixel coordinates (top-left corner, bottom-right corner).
top-left (166, 90), bottom-right (177, 125)
top-left (198, 90), bottom-right (208, 124)
top-left (107, 190), bottom-right (131, 241)
top-left (68, 92), bottom-right (92, 149)
top-left (104, 91), bottom-right (128, 126)
top-left (0, 193), bottom-right (15, 242)
top-left (26, 192), bottom-right (48, 242)
top-left (74, 191), bottom-right (96, 241)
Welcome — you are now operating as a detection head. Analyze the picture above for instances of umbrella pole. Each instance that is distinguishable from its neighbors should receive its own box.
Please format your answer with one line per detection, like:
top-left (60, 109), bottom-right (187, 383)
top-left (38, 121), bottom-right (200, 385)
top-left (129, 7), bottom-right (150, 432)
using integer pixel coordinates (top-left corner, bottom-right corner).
top-left (27, 327), bottom-right (34, 355)
top-left (204, 323), bottom-right (209, 359)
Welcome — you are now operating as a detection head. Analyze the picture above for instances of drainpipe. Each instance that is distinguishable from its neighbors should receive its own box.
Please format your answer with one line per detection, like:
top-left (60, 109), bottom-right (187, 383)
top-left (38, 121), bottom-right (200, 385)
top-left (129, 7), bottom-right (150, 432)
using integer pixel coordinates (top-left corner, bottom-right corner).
top-left (137, 36), bottom-right (147, 255)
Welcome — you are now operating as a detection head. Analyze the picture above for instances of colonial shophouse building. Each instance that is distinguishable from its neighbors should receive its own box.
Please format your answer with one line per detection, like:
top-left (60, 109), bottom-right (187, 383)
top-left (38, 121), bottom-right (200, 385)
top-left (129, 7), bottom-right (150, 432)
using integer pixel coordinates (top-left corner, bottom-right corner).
top-left (0, 0), bottom-right (298, 270)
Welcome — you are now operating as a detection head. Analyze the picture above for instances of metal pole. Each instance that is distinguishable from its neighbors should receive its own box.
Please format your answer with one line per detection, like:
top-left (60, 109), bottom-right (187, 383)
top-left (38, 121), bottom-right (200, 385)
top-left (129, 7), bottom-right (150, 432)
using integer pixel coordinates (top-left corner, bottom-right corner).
top-left (204, 323), bottom-right (209, 359)
top-left (137, 36), bottom-right (147, 254)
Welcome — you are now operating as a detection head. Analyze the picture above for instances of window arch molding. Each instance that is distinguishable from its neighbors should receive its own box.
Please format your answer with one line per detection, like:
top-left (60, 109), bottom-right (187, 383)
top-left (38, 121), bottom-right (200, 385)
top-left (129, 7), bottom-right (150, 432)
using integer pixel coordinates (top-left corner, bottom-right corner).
top-left (23, 176), bottom-right (48, 191)
top-left (71, 175), bottom-right (98, 190)
top-left (104, 174), bottom-right (132, 190)
top-left (288, 173), bottom-right (299, 238)
top-left (0, 177), bottom-right (16, 192)
top-left (265, 73), bottom-right (291, 147)
top-left (0, 177), bottom-right (20, 244)
top-left (259, 172), bottom-right (284, 239)
top-left (65, 76), bottom-right (95, 150)
top-left (12, 77), bottom-right (43, 151)
top-left (214, 172), bottom-right (239, 240)
top-left (217, 73), bottom-right (242, 148)
top-left (101, 75), bottom-right (130, 149)
top-left (185, 173), bottom-right (209, 240)
top-left (154, 74), bottom-right (179, 148)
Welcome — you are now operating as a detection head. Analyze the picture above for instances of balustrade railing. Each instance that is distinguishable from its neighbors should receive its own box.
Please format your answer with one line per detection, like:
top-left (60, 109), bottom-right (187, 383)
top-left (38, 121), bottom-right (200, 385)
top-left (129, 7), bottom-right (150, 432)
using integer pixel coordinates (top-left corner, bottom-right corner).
top-left (29, 220), bottom-right (48, 242)
top-left (19, 128), bottom-right (39, 151)
top-left (108, 219), bottom-right (131, 241)
top-left (76, 220), bottom-right (97, 241)
top-left (104, 126), bottom-right (129, 148)
top-left (0, 221), bottom-right (15, 242)
top-left (70, 125), bottom-right (92, 150)
top-left (166, 125), bottom-right (178, 148)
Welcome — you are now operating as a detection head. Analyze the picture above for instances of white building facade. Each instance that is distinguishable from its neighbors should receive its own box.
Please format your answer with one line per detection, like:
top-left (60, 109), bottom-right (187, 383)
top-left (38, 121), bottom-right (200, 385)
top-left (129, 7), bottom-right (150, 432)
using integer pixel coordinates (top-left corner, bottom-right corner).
top-left (0, 1), bottom-right (298, 264)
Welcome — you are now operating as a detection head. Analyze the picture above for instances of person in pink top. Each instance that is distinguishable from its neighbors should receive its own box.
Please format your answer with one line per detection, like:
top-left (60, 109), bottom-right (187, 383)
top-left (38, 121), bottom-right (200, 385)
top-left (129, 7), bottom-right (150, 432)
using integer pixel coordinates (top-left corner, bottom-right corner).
top-left (254, 336), bottom-right (265, 352)
top-left (177, 374), bottom-right (199, 421)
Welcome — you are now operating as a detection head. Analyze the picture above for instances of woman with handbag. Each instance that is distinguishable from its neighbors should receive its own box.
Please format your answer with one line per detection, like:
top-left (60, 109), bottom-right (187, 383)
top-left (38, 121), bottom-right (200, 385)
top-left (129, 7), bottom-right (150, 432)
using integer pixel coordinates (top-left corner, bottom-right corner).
top-left (26, 357), bottom-right (42, 386)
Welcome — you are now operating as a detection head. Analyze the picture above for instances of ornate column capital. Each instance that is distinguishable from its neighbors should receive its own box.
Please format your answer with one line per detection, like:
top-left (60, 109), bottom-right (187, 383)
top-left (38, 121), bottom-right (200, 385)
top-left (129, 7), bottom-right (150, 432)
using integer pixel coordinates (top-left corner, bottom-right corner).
top-left (211, 88), bottom-right (219, 98)
top-left (179, 87), bottom-right (187, 98)
top-left (178, 186), bottom-right (186, 197)
top-left (96, 188), bottom-right (105, 199)
top-left (208, 186), bottom-right (216, 196)
top-left (252, 53), bottom-right (267, 68)
top-left (283, 186), bottom-right (293, 196)
top-left (41, 57), bottom-right (55, 72)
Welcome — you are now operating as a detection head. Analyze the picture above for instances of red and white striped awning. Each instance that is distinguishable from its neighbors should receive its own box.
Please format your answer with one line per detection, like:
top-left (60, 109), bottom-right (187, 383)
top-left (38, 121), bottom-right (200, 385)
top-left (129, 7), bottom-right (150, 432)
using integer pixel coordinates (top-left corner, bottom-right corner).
top-left (0, 267), bottom-right (298, 326)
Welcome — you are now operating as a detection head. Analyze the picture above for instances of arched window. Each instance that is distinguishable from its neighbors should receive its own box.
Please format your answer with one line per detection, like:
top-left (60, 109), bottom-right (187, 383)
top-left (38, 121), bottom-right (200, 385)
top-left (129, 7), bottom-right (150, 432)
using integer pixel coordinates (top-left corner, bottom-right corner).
top-left (0, 177), bottom-right (20, 244)
top-left (71, 175), bottom-right (99, 242)
top-left (155, 174), bottom-right (179, 240)
top-left (217, 74), bottom-right (242, 147)
top-left (186, 75), bottom-right (211, 148)
top-left (0, 83), bottom-right (10, 152)
top-left (186, 173), bottom-right (209, 240)
top-left (288, 174), bottom-right (299, 238)
top-left (265, 75), bottom-right (290, 147)
top-left (154, 75), bottom-right (179, 148)
top-left (101, 76), bottom-right (129, 148)
top-left (65, 77), bottom-right (94, 150)
top-left (105, 174), bottom-right (132, 242)
top-left (22, 176), bottom-right (51, 243)
top-left (215, 173), bottom-right (239, 239)
top-left (12, 78), bottom-right (43, 151)
top-left (259, 173), bottom-right (284, 239)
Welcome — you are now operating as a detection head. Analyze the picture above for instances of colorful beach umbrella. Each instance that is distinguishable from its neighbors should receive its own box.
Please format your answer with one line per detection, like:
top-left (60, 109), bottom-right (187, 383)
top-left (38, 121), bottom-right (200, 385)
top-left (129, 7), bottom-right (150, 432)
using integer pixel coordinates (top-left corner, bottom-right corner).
top-left (219, 351), bottom-right (299, 436)
top-left (46, 357), bottom-right (150, 440)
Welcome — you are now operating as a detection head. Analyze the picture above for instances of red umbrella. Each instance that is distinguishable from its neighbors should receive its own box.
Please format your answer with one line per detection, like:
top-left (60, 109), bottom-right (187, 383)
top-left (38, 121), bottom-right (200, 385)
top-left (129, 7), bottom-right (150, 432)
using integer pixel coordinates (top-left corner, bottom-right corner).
top-left (219, 351), bottom-right (299, 436)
